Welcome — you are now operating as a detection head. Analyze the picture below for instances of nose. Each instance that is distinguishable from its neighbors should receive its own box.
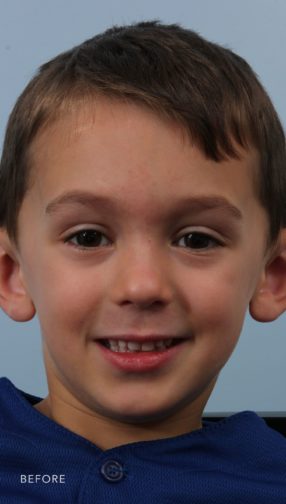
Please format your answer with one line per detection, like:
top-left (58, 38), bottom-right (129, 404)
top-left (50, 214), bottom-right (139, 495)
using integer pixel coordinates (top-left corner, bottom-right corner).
top-left (110, 243), bottom-right (173, 309)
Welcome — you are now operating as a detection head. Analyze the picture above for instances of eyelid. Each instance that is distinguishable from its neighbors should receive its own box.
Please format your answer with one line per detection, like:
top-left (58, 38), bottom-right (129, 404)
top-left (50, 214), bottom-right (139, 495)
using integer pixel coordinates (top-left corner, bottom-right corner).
top-left (62, 225), bottom-right (226, 251)
top-left (175, 227), bottom-right (224, 243)
top-left (176, 233), bottom-right (220, 248)
top-left (64, 227), bottom-right (111, 248)
top-left (63, 224), bottom-right (108, 239)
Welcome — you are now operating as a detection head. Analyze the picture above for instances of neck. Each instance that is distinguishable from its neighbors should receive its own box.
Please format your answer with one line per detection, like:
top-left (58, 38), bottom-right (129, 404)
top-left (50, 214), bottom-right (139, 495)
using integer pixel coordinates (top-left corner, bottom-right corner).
top-left (34, 392), bottom-right (205, 450)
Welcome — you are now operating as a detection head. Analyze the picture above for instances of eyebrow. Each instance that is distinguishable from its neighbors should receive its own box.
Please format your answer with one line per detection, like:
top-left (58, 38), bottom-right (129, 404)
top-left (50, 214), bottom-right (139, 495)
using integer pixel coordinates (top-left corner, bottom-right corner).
top-left (45, 190), bottom-right (243, 220)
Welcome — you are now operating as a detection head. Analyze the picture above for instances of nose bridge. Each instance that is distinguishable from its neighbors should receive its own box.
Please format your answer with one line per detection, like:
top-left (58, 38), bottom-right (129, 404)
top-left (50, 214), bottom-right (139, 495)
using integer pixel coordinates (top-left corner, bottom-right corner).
top-left (112, 235), bottom-right (172, 307)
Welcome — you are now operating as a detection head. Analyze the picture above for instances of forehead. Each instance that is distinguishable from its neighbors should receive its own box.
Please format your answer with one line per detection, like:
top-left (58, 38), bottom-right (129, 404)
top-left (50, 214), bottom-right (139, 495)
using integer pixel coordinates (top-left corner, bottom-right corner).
top-left (27, 99), bottom-right (261, 219)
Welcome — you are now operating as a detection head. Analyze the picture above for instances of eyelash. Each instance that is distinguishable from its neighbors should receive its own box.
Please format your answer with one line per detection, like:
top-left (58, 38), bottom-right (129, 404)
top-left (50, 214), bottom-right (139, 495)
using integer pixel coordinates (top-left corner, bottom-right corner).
top-left (175, 232), bottom-right (222, 250)
top-left (65, 229), bottom-right (222, 251)
top-left (65, 229), bottom-right (111, 248)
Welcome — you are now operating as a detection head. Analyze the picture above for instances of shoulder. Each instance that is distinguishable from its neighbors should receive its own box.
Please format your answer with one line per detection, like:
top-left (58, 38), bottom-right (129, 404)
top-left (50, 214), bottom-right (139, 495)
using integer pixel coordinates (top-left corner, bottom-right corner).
top-left (202, 411), bottom-right (286, 466)
top-left (0, 377), bottom-right (45, 452)
top-left (0, 376), bottom-right (42, 418)
top-left (204, 410), bottom-right (286, 439)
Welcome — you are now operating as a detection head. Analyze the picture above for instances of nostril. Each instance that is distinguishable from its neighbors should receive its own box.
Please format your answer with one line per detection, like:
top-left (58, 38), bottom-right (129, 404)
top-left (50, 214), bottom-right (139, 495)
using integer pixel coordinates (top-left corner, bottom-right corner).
top-left (113, 264), bottom-right (172, 308)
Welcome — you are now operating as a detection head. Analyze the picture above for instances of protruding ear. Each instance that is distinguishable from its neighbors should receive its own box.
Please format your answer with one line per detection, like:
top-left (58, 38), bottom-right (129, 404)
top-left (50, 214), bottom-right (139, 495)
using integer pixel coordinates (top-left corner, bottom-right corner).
top-left (0, 229), bottom-right (35, 321)
top-left (250, 229), bottom-right (286, 322)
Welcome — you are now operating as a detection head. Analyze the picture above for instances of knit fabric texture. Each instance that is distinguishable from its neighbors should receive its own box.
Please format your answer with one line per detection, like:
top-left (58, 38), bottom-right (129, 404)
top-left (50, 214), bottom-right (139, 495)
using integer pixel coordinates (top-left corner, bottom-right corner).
top-left (0, 377), bottom-right (286, 503)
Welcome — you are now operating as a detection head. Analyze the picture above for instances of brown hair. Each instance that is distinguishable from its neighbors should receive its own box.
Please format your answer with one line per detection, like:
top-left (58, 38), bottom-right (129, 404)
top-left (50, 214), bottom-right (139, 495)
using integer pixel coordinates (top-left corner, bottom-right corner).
top-left (0, 20), bottom-right (285, 243)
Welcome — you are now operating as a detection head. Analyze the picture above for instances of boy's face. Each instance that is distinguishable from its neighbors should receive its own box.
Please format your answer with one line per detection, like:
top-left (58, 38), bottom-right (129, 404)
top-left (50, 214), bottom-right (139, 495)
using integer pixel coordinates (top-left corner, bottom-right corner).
top-left (16, 99), bottom-right (268, 424)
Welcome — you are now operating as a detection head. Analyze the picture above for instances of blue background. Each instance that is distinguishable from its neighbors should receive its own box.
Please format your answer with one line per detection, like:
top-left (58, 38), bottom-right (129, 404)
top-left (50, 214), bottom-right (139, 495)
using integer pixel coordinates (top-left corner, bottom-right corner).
top-left (0, 0), bottom-right (285, 412)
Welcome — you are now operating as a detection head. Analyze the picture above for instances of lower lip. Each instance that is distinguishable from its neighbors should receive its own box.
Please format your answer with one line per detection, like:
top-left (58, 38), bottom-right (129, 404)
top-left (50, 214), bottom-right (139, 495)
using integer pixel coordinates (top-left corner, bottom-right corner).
top-left (95, 341), bottom-right (186, 373)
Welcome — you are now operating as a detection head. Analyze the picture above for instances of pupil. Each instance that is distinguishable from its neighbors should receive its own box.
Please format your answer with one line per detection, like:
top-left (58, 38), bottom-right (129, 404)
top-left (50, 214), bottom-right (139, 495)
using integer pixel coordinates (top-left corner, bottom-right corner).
top-left (78, 231), bottom-right (100, 246)
top-left (186, 233), bottom-right (209, 249)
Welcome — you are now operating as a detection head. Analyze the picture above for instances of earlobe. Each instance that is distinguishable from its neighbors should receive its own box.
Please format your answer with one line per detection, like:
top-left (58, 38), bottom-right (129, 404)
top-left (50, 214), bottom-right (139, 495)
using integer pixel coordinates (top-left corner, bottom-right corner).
top-left (250, 229), bottom-right (286, 322)
top-left (0, 229), bottom-right (35, 321)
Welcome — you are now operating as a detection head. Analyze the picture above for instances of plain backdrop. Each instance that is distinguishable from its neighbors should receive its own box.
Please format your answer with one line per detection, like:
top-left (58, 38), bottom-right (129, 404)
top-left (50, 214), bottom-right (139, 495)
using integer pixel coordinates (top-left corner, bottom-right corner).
top-left (0, 0), bottom-right (285, 413)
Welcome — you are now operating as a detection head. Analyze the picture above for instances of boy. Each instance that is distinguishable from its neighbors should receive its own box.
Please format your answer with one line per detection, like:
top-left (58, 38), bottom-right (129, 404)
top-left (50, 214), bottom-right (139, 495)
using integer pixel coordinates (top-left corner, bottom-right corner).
top-left (0, 20), bottom-right (286, 503)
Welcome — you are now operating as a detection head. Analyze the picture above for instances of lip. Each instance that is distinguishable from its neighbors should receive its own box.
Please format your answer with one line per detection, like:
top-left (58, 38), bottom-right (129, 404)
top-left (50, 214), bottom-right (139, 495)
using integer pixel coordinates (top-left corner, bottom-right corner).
top-left (96, 334), bottom-right (181, 342)
top-left (94, 336), bottom-right (188, 373)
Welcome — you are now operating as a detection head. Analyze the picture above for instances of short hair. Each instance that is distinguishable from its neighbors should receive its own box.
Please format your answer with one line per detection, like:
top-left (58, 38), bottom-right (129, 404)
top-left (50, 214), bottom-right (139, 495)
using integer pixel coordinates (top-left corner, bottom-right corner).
top-left (0, 20), bottom-right (285, 244)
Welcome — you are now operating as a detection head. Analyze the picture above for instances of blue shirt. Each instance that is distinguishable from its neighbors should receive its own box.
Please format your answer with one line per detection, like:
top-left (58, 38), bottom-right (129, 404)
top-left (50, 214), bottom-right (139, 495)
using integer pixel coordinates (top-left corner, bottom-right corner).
top-left (0, 377), bottom-right (286, 503)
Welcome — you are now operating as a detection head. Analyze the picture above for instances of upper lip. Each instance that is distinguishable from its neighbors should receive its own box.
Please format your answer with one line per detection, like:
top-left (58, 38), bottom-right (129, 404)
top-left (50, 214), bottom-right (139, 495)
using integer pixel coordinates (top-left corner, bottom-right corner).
top-left (95, 334), bottom-right (186, 342)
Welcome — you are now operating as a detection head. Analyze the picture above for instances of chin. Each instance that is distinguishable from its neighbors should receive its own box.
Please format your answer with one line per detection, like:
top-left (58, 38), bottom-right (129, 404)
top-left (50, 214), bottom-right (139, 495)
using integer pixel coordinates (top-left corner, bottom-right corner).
top-left (96, 395), bottom-right (187, 425)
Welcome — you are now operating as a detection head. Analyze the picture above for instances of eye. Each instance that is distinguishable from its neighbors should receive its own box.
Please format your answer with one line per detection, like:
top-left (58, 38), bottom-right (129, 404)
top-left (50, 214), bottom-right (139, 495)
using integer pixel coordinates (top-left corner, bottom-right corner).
top-left (175, 232), bottom-right (221, 250)
top-left (65, 229), bottom-right (111, 248)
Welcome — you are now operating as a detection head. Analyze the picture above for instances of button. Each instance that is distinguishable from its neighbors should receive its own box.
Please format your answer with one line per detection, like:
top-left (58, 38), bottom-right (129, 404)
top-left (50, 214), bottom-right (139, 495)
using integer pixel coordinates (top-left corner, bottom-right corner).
top-left (100, 460), bottom-right (125, 482)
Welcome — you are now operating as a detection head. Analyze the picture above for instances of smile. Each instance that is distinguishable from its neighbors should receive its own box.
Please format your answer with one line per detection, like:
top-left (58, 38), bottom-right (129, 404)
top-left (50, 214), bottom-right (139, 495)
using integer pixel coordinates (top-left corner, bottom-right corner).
top-left (96, 337), bottom-right (187, 372)
top-left (100, 338), bottom-right (177, 352)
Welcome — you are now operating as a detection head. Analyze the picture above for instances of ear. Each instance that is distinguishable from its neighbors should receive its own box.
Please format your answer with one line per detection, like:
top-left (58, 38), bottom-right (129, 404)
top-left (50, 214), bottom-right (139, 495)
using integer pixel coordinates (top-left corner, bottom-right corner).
top-left (250, 229), bottom-right (286, 322)
top-left (0, 229), bottom-right (35, 321)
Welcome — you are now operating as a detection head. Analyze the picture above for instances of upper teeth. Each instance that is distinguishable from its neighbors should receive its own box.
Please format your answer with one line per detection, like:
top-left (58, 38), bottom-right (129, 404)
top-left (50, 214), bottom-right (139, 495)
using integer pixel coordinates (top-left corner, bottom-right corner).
top-left (107, 339), bottom-right (173, 352)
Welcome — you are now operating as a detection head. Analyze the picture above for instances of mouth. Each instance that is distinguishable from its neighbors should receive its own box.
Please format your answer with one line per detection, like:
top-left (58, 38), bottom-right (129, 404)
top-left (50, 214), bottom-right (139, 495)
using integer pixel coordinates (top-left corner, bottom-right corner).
top-left (98, 337), bottom-right (185, 353)
top-left (95, 336), bottom-right (188, 372)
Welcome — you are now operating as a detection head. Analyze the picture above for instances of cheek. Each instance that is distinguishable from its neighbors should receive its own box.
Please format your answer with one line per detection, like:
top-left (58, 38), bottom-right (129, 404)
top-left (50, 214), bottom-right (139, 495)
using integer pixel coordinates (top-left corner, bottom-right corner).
top-left (182, 264), bottom-right (253, 343)
top-left (23, 254), bottom-right (105, 340)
